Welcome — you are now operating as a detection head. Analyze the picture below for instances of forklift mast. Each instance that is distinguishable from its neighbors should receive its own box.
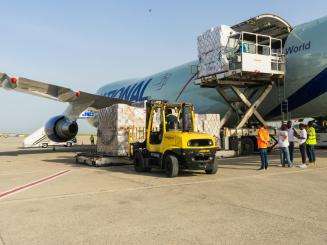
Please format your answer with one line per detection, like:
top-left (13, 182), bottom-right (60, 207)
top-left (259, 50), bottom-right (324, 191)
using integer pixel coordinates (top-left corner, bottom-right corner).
top-left (181, 104), bottom-right (195, 132)
top-left (145, 100), bottom-right (196, 133)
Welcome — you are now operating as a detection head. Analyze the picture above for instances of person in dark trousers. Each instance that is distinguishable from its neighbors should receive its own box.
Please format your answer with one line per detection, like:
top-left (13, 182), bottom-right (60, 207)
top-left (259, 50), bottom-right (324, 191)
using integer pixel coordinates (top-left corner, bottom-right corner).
top-left (306, 121), bottom-right (317, 166)
top-left (90, 134), bottom-right (95, 145)
top-left (296, 123), bottom-right (308, 167)
top-left (257, 124), bottom-right (270, 170)
top-left (287, 121), bottom-right (295, 163)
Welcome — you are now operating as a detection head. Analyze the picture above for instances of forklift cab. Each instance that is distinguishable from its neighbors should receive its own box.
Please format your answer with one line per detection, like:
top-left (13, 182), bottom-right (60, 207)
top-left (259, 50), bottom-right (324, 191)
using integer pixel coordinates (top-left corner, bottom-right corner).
top-left (146, 101), bottom-right (195, 151)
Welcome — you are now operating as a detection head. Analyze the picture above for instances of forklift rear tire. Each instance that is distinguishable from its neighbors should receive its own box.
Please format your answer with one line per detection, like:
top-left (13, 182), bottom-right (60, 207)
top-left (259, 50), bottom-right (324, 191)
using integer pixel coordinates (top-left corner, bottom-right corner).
top-left (134, 150), bottom-right (146, 172)
top-left (205, 160), bottom-right (218, 174)
top-left (164, 154), bottom-right (179, 178)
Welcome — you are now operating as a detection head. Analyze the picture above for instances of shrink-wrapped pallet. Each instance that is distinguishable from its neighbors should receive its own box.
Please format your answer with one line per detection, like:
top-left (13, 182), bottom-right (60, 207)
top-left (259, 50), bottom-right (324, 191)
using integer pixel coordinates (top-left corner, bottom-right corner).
top-left (97, 104), bottom-right (146, 156)
top-left (195, 113), bottom-right (221, 146)
top-left (197, 25), bottom-right (235, 77)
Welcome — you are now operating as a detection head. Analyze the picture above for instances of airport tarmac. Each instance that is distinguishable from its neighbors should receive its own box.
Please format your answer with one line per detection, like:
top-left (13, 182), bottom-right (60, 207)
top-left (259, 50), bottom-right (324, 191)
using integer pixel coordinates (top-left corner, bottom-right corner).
top-left (0, 137), bottom-right (327, 245)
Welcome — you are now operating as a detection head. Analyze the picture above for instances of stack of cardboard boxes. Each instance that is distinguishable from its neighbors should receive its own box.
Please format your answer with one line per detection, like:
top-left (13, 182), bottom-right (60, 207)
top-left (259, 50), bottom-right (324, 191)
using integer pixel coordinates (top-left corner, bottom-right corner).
top-left (197, 25), bottom-right (236, 77)
top-left (97, 104), bottom-right (146, 156)
top-left (195, 113), bottom-right (221, 146)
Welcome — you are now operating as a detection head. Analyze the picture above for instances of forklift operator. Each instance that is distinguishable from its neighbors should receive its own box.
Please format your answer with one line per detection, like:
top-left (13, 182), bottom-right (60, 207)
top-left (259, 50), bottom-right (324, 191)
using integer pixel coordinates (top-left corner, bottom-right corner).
top-left (165, 108), bottom-right (179, 131)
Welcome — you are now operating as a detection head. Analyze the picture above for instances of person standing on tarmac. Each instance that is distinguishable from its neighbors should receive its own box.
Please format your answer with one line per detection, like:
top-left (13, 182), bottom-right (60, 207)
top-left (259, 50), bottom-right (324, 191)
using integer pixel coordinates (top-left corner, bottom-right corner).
top-left (90, 135), bottom-right (95, 145)
top-left (278, 124), bottom-right (293, 168)
top-left (257, 124), bottom-right (270, 170)
top-left (306, 121), bottom-right (317, 166)
top-left (296, 123), bottom-right (308, 168)
top-left (287, 121), bottom-right (296, 163)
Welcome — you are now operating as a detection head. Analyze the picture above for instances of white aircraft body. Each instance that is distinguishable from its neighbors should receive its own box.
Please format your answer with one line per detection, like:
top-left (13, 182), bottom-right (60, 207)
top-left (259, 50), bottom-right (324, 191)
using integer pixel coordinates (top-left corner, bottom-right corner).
top-left (1, 14), bottom-right (326, 142)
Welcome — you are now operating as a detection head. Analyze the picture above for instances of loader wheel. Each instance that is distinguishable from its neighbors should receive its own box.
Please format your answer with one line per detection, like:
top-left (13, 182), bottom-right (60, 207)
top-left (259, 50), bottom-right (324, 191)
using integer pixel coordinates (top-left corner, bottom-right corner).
top-left (134, 150), bottom-right (146, 172)
top-left (205, 159), bottom-right (218, 174)
top-left (241, 137), bottom-right (255, 155)
top-left (164, 154), bottom-right (179, 178)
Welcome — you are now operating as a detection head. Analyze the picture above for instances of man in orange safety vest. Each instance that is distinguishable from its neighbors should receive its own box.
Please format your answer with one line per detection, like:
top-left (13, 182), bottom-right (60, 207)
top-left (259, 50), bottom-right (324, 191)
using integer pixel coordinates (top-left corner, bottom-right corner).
top-left (257, 124), bottom-right (270, 170)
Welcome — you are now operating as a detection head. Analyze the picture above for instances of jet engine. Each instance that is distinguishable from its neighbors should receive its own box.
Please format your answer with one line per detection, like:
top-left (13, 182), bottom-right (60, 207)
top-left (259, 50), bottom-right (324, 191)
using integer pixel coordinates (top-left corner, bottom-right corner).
top-left (45, 115), bottom-right (78, 142)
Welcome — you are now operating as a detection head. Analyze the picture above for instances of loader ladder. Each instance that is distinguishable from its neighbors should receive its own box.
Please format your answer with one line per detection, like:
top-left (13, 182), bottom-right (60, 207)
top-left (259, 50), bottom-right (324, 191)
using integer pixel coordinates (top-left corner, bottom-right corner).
top-left (277, 76), bottom-right (290, 123)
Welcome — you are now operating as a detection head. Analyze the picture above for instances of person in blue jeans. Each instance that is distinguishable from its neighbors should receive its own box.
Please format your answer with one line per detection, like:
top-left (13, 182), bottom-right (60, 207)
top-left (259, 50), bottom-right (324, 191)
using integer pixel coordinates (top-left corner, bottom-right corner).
top-left (278, 124), bottom-right (293, 167)
top-left (257, 124), bottom-right (270, 170)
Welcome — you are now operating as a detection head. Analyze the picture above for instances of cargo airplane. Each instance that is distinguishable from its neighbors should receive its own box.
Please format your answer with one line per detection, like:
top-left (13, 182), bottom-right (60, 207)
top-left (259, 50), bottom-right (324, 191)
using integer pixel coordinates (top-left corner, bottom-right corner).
top-left (1, 14), bottom-right (326, 142)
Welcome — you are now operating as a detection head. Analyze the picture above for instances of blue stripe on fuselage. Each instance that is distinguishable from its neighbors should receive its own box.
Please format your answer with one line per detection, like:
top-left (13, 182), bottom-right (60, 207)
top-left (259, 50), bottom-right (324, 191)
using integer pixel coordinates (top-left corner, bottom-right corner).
top-left (266, 67), bottom-right (327, 119)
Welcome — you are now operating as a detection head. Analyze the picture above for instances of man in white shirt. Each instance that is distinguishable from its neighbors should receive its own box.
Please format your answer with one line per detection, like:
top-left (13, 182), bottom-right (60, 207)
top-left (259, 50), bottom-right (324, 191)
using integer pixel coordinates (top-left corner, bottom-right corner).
top-left (287, 121), bottom-right (295, 163)
top-left (278, 124), bottom-right (293, 167)
top-left (296, 123), bottom-right (308, 167)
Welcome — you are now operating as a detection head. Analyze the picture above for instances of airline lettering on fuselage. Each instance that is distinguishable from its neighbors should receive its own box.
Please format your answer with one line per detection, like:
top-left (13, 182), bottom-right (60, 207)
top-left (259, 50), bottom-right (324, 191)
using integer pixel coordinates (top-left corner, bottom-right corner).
top-left (285, 41), bottom-right (311, 55)
top-left (104, 79), bottom-right (152, 102)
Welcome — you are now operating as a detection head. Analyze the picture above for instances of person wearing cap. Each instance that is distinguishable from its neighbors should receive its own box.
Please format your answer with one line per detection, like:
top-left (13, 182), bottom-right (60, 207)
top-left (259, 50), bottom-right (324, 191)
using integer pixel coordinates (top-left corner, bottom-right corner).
top-left (257, 124), bottom-right (270, 170)
top-left (287, 120), bottom-right (296, 163)
top-left (306, 121), bottom-right (317, 166)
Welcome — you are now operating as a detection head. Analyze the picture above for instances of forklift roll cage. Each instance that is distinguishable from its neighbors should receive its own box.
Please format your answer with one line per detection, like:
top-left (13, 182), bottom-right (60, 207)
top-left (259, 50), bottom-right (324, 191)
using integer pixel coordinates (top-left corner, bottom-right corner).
top-left (145, 101), bottom-right (196, 137)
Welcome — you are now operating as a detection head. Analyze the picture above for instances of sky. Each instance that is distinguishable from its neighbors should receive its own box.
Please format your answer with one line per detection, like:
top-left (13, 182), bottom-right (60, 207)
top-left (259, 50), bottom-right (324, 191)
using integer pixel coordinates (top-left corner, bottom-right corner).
top-left (0, 0), bottom-right (326, 133)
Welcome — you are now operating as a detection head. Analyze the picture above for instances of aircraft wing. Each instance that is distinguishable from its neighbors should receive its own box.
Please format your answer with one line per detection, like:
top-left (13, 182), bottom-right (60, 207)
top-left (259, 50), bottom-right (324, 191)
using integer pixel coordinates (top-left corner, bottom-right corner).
top-left (0, 72), bottom-right (131, 120)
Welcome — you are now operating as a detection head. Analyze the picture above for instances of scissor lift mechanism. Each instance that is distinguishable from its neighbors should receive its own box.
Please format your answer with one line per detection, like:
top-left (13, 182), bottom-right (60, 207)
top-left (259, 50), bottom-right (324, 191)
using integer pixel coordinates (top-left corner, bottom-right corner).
top-left (218, 81), bottom-right (274, 129)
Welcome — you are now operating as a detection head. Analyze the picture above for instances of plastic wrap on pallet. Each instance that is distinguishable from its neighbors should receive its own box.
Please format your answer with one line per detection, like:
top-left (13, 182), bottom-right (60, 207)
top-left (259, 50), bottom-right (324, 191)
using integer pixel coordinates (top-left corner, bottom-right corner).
top-left (197, 25), bottom-right (235, 77)
top-left (97, 104), bottom-right (146, 156)
top-left (195, 113), bottom-right (221, 147)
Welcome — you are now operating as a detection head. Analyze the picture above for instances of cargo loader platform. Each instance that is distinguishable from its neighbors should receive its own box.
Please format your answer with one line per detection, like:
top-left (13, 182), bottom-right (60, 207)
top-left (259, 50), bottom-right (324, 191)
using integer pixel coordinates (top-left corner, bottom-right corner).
top-left (195, 14), bottom-right (292, 155)
top-left (196, 14), bottom-right (291, 129)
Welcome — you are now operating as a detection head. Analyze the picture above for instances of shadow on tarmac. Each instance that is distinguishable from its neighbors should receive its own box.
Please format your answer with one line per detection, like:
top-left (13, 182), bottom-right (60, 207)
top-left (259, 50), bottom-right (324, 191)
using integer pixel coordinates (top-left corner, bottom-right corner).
top-left (40, 151), bottom-right (295, 176)
top-left (42, 155), bottom-right (206, 178)
top-left (0, 145), bottom-right (95, 156)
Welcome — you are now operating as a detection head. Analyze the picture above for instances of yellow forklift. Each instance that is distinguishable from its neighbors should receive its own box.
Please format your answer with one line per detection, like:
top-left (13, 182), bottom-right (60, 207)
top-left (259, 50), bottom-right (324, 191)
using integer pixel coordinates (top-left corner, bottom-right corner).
top-left (132, 100), bottom-right (218, 177)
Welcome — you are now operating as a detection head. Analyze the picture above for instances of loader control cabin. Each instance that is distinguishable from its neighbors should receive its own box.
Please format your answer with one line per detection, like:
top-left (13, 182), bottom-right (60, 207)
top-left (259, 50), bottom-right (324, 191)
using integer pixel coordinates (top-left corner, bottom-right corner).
top-left (196, 14), bottom-right (292, 129)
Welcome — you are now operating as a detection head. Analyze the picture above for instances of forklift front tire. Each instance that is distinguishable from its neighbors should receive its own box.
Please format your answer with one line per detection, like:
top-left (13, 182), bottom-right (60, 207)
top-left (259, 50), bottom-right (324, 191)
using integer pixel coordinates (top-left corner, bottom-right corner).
top-left (164, 154), bottom-right (179, 178)
top-left (205, 160), bottom-right (218, 174)
top-left (134, 150), bottom-right (146, 172)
